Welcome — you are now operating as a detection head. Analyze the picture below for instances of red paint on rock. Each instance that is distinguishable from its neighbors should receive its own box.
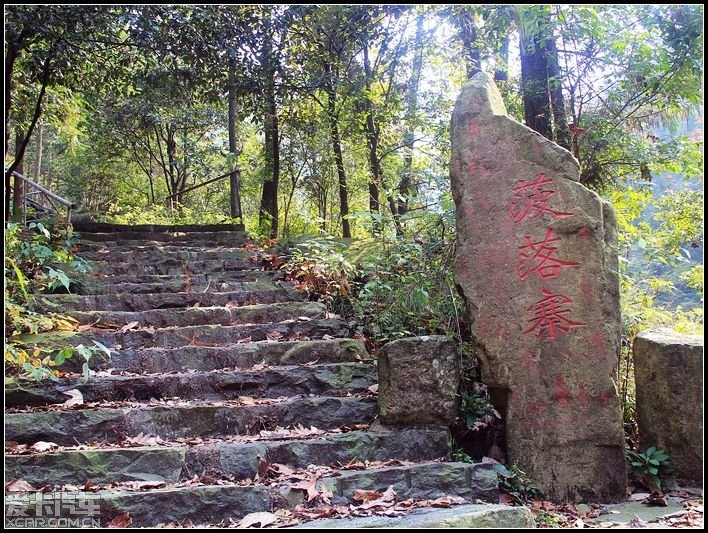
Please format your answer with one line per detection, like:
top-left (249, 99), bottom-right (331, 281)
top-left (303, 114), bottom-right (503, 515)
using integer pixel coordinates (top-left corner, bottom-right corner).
top-left (508, 173), bottom-right (575, 223)
top-left (578, 226), bottom-right (592, 240)
top-left (516, 228), bottom-right (580, 281)
top-left (524, 288), bottom-right (587, 340)
top-left (590, 329), bottom-right (606, 356)
top-left (553, 374), bottom-right (572, 407)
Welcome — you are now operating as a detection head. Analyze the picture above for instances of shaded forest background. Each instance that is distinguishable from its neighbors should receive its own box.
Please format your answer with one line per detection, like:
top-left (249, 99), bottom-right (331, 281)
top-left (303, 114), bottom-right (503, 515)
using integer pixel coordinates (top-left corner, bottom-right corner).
top-left (5, 4), bottom-right (703, 329)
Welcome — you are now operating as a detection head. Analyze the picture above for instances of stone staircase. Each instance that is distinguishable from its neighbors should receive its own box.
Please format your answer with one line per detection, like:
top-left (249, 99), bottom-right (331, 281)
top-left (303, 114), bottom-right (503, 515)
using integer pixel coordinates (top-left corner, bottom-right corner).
top-left (5, 223), bottom-right (514, 528)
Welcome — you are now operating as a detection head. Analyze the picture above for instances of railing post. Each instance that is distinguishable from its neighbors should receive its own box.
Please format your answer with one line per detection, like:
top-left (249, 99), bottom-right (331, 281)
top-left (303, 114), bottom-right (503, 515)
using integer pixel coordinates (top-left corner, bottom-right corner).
top-left (230, 169), bottom-right (243, 220)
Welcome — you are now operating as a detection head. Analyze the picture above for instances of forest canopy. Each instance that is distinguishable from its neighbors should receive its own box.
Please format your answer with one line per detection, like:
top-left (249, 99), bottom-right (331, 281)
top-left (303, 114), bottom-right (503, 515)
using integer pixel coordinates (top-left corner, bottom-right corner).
top-left (4, 4), bottom-right (704, 332)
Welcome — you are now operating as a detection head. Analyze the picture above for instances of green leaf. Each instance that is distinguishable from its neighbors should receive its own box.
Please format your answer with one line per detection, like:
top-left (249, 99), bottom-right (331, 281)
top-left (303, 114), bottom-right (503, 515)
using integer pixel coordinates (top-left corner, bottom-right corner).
top-left (494, 463), bottom-right (514, 478)
top-left (646, 446), bottom-right (656, 457)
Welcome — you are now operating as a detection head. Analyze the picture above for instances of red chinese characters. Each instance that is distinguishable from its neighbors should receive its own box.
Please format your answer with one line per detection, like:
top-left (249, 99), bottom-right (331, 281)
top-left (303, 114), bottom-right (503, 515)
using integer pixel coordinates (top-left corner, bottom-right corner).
top-left (508, 173), bottom-right (575, 223)
top-left (516, 228), bottom-right (579, 281)
top-left (508, 174), bottom-right (585, 340)
top-left (524, 288), bottom-right (587, 340)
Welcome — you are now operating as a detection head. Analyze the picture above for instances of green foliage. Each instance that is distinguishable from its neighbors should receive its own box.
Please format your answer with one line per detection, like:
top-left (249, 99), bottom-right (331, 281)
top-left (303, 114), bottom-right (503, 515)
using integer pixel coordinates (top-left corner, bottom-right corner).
top-left (626, 446), bottom-right (674, 492)
top-left (459, 386), bottom-right (501, 431)
top-left (4, 221), bottom-right (98, 381)
top-left (447, 439), bottom-right (475, 464)
top-left (494, 463), bottom-right (540, 503)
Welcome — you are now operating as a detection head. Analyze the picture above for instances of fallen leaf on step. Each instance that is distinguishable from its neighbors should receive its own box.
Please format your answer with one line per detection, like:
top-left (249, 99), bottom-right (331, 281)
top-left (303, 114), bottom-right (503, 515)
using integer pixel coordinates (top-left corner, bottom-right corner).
top-left (107, 513), bottom-right (133, 528)
top-left (119, 321), bottom-right (140, 332)
top-left (644, 493), bottom-right (668, 507)
top-left (358, 486), bottom-right (396, 510)
top-left (266, 331), bottom-right (284, 341)
top-left (30, 441), bottom-right (59, 453)
top-left (236, 511), bottom-right (278, 528)
top-left (297, 316), bottom-right (312, 321)
top-left (225, 301), bottom-right (240, 308)
top-left (428, 495), bottom-right (466, 508)
top-left (627, 515), bottom-right (648, 528)
top-left (5, 479), bottom-right (37, 492)
top-left (254, 455), bottom-right (271, 481)
top-left (239, 396), bottom-right (256, 405)
top-left (367, 384), bottom-right (379, 394)
top-left (62, 389), bottom-right (84, 407)
top-left (352, 489), bottom-right (382, 503)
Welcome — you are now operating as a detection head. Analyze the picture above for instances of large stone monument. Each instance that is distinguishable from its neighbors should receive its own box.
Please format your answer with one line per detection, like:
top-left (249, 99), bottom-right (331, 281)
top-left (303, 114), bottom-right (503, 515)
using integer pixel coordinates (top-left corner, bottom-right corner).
top-left (451, 72), bottom-right (626, 502)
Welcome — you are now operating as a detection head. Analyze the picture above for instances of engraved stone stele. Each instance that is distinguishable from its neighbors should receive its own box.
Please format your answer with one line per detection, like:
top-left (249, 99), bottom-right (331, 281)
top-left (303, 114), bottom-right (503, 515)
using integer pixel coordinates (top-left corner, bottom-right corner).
top-left (633, 328), bottom-right (703, 483)
top-left (378, 336), bottom-right (459, 426)
top-left (450, 72), bottom-right (626, 502)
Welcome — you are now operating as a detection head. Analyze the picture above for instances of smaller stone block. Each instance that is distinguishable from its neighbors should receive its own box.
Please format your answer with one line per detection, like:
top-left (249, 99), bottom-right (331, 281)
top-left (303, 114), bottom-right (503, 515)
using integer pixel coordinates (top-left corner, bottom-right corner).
top-left (633, 328), bottom-right (703, 482)
top-left (377, 336), bottom-right (459, 426)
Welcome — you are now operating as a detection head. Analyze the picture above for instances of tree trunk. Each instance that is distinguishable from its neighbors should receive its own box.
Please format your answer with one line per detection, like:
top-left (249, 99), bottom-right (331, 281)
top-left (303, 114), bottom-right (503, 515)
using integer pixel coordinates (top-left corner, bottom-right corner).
top-left (398, 12), bottom-right (424, 217)
top-left (228, 58), bottom-right (243, 220)
top-left (494, 36), bottom-right (509, 83)
top-left (455, 7), bottom-right (481, 79)
top-left (520, 7), bottom-right (552, 140)
top-left (12, 130), bottom-right (25, 222)
top-left (259, 83), bottom-right (279, 238)
top-left (546, 35), bottom-right (571, 150)
top-left (324, 73), bottom-right (351, 238)
top-left (362, 46), bottom-right (380, 216)
top-left (33, 122), bottom-right (43, 205)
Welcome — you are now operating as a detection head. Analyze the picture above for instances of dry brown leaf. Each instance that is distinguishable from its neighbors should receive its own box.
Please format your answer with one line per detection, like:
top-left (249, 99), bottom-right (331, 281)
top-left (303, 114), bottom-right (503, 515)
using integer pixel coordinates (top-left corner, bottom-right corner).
top-left (271, 463), bottom-right (295, 477)
top-left (82, 480), bottom-right (101, 492)
top-left (5, 479), bottom-right (37, 492)
top-left (237, 511), bottom-right (278, 528)
top-left (644, 493), bottom-right (668, 507)
top-left (367, 384), bottom-right (379, 394)
top-left (119, 321), bottom-right (140, 332)
top-left (254, 455), bottom-right (270, 481)
top-left (499, 493), bottom-right (516, 505)
top-left (266, 331), bottom-right (284, 342)
top-left (30, 441), bottom-right (59, 453)
top-left (297, 316), bottom-right (312, 321)
top-left (358, 486), bottom-right (396, 510)
top-left (62, 389), bottom-right (84, 407)
top-left (239, 396), bottom-right (256, 406)
top-left (108, 513), bottom-right (133, 528)
top-left (429, 495), bottom-right (466, 508)
top-left (225, 301), bottom-right (240, 308)
top-left (352, 489), bottom-right (382, 503)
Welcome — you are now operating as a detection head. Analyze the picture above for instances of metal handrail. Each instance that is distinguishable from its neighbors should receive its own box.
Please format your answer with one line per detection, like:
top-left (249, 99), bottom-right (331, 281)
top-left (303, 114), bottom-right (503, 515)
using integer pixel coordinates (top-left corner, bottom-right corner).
top-left (10, 170), bottom-right (75, 224)
top-left (164, 170), bottom-right (238, 201)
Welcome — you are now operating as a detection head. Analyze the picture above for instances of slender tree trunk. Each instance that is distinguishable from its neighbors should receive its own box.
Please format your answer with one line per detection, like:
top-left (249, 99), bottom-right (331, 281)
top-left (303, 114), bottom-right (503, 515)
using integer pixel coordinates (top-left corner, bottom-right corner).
top-left (228, 58), bottom-right (243, 221)
top-left (546, 35), bottom-right (571, 150)
top-left (12, 131), bottom-right (25, 222)
top-left (398, 12), bottom-right (424, 217)
top-left (324, 73), bottom-right (351, 238)
top-left (520, 11), bottom-right (551, 140)
top-left (494, 36), bottom-right (509, 83)
top-left (456, 7), bottom-right (481, 79)
top-left (259, 84), bottom-right (279, 238)
top-left (362, 46), bottom-right (380, 215)
top-left (33, 123), bottom-right (43, 205)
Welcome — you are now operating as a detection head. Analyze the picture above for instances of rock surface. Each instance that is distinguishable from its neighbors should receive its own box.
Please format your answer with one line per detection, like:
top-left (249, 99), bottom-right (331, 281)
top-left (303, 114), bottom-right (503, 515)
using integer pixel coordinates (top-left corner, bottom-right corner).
top-left (451, 72), bottom-right (626, 501)
top-left (633, 328), bottom-right (703, 482)
top-left (378, 336), bottom-right (459, 426)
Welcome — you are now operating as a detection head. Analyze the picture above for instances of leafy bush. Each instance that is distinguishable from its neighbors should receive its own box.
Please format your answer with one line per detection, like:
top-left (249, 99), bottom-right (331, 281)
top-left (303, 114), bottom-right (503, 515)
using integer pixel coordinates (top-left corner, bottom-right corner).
top-left (626, 446), bottom-right (674, 492)
top-left (4, 221), bottom-right (103, 381)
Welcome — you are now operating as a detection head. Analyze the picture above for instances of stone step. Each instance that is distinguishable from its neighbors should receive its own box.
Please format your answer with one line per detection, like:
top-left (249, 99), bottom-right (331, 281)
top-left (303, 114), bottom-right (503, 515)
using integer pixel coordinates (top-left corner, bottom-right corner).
top-left (76, 230), bottom-right (249, 245)
top-left (61, 338), bottom-right (369, 373)
top-left (71, 272), bottom-right (286, 295)
top-left (78, 248), bottom-right (254, 263)
top-left (84, 257), bottom-right (261, 276)
top-left (291, 503), bottom-right (535, 529)
top-left (72, 222), bottom-right (246, 234)
top-left (6, 396), bottom-right (378, 445)
top-left (33, 287), bottom-right (305, 313)
top-left (76, 240), bottom-right (253, 253)
top-left (6, 427), bottom-right (449, 485)
top-left (20, 317), bottom-right (352, 351)
top-left (4, 462), bottom-right (498, 527)
top-left (58, 300), bottom-right (327, 328)
top-left (6, 362), bottom-right (377, 407)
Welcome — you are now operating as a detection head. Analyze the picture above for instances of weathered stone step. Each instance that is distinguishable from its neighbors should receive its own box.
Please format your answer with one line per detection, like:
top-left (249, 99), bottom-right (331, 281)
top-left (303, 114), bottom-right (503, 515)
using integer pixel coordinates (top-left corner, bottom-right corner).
top-left (76, 230), bottom-right (249, 244)
top-left (59, 301), bottom-right (326, 328)
top-left (72, 222), bottom-right (246, 234)
top-left (62, 338), bottom-right (369, 373)
top-left (78, 248), bottom-right (253, 263)
top-left (76, 241), bottom-right (253, 253)
top-left (5, 485), bottom-right (270, 528)
top-left (34, 287), bottom-right (305, 313)
top-left (7, 427), bottom-right (449, 485)
top-left (21, 317), bottom-right (352, 351)
top-left (85, 257), bottom-right (261, 276)
top-left (72, 272), bottom-right (286, 295)
top-left (292, 503), bottom-right (535, 529)
top-left (6, 362), bottom-right (377, 407)
top-left (4, 462), bottom-right (497, 527)
top-left (6, 396), bottom-right (378, 445)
